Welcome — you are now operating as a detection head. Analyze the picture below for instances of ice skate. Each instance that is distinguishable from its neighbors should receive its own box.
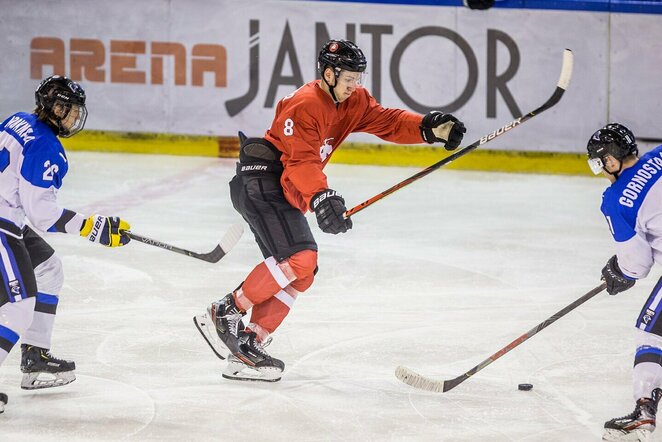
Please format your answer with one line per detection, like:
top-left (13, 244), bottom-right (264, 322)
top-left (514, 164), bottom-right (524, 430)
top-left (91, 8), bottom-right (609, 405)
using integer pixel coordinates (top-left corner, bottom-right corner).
top-left (222, 330), bottom-right (284, 382)
top-left (20, 344), bottom-right (76, 390)
top-left (0, 392), bottom-right (7, 414)
top-left (194, 293), bottom-right (246, 359)
top-left (603, 389), bottom-right (662, 441)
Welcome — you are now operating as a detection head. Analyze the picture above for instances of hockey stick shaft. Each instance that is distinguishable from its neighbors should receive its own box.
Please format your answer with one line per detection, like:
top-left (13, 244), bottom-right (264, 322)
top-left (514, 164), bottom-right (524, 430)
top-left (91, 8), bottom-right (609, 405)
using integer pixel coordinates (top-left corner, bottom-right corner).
top-left (345, 49), bottom-right (574, 219)
top-left (121, 223), bottom-right (244, 264)
top-left (395, 282), bottom-right (607, 393)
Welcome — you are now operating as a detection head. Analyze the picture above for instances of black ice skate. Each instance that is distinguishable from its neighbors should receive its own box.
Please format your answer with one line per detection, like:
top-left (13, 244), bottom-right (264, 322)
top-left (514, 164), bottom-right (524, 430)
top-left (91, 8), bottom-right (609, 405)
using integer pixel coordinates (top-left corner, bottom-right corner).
top-left (0, 392), bottom-right (7, 414)
top-left (603, 388), bottom-right (662, 442)
top-left (20, 344), bottom-right (76, 390)
top-left (193, 293), bottom-right (246, 359)
top-left (223, 330), bottom-right (284, 382)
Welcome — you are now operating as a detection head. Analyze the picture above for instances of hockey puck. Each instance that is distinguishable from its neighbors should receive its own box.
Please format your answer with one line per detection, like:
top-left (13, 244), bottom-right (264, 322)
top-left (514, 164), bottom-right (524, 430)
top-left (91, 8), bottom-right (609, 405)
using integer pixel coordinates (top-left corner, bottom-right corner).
top-left (518, 383), bottom-right (533, 391)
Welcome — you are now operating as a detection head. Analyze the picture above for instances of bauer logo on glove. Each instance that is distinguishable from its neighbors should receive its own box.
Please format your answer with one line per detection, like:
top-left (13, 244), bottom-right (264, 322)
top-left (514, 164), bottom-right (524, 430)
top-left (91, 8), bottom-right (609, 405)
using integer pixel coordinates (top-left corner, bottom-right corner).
top-left (310, 189), bottom-right (352, 235)
top-left (80, 214), bottom-right (131, 247)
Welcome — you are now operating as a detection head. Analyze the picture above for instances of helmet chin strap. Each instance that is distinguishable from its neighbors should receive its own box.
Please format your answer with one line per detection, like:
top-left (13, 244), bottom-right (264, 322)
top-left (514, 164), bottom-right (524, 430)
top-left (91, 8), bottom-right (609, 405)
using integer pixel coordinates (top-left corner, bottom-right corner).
top-left (322, 70), bottom-right (340, 104)
top-left (603, 158), bottom-right (623, 179)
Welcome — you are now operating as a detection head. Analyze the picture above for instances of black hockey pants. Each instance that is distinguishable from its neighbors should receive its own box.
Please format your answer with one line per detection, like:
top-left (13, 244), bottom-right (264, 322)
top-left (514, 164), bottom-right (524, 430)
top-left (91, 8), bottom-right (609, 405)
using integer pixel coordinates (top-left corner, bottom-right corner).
top-left (229, 137), bottom-right (317, 262)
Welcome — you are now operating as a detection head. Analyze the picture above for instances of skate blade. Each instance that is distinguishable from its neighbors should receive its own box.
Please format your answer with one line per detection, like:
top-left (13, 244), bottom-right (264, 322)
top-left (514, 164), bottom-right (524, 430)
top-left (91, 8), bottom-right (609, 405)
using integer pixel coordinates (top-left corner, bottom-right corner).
top-left (602, 428), bottom-right (652, 442)
top-left (21, 371), bottom-right (76, 390)
top-left (193, 314), bottom-right (228, 360)
top-left (222, 357), bottom-right (282, 383)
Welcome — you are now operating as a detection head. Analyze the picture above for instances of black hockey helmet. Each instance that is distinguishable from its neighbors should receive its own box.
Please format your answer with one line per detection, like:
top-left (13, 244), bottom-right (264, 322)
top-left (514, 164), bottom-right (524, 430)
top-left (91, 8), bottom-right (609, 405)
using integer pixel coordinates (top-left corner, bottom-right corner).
top-left (317, 39), bottom-right (367, 76)
top-left (464, 0), bottom-right (495, 10)
top-left (35, 75), bottom-right (88, 137)
top-left (587, 123), bottom-right (638, 175)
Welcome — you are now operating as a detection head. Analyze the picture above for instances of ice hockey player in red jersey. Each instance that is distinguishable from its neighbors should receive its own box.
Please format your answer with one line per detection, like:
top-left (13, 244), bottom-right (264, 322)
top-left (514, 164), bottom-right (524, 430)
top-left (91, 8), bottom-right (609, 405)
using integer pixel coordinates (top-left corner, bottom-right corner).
top-left (194, 39), bottom-right (466, 382)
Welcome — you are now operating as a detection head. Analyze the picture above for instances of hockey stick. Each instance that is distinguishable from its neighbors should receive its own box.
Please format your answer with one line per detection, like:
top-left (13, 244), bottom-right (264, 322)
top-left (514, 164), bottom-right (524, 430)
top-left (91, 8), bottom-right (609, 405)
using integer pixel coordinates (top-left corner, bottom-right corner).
top-left (121, 223), bottom-right (244, 263)
top-left (395, 282), bottom-right (607, 393)
top-left (344, 48), bottom-right (574, 219)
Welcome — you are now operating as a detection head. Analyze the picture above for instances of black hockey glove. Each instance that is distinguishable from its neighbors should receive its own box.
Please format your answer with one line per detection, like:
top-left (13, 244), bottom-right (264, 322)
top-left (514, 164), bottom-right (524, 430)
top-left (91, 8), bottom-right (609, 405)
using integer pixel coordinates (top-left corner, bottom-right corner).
top-left (601, 255), bottom-right (636, 296)
top-left (420, 111), bottom-right (467, 151)
top-left (463, 0), bottom-right (495, 10)
top-left (310, 189), bottom-right (352, 235)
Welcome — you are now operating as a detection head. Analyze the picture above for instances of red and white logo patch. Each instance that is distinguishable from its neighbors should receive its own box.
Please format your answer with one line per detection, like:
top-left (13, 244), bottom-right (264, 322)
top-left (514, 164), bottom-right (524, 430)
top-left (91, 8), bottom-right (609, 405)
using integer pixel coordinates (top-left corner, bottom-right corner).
top-left (329, 42), bottom-right (339, 52)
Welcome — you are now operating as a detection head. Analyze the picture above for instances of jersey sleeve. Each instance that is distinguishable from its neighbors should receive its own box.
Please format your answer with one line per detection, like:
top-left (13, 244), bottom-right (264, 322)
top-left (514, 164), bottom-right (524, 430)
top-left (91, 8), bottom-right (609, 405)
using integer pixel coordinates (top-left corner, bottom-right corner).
top-left (276, 105), bottom-right (329, 209)
top-left (615, 234), bottom-right (654, 279)
top-left (18, 141), bottom-right (84, 234)
top-left (602, 199), bottom-right (654, 279)
top-left (354, 91), bottom-right (424, 144)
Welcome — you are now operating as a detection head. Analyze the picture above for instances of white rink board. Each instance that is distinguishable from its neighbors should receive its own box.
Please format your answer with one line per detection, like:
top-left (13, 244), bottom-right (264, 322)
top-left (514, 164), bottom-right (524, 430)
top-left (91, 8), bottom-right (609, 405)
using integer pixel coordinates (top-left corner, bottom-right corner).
top-left (0, 151), bottom-right (658, 440)
top-left (0, 0), bottom-right (660, 151)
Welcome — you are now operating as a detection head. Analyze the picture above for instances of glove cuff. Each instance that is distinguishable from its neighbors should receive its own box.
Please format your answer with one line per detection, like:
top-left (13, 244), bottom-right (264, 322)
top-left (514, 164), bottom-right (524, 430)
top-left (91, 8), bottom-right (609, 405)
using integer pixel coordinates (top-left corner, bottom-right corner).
top-left (420, 126), bottom-right (436, 144)
top-left (80, 214), bottom-right (105, 243)
top-left (80, 215), bottom-right (94, 237)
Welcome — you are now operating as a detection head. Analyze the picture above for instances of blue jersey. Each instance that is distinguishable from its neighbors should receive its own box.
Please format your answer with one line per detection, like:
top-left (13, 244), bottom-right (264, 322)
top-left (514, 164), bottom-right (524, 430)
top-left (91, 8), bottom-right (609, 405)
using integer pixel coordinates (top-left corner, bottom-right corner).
top-left (601, 145), bottom-right (662, 279)
top-left (0, 112), bottom-right (84, 234)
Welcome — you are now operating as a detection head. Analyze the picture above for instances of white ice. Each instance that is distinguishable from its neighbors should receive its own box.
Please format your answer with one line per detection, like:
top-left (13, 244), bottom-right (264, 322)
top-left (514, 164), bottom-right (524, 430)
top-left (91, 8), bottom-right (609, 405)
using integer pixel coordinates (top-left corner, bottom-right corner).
top-left (0, 151), bottom-right (657, 441)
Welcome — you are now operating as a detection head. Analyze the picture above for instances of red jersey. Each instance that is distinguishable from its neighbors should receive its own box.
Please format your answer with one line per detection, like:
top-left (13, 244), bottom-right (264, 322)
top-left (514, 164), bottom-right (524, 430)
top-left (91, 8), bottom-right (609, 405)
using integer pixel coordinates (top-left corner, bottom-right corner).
top-left (264, 80), bottom-right (424, 213)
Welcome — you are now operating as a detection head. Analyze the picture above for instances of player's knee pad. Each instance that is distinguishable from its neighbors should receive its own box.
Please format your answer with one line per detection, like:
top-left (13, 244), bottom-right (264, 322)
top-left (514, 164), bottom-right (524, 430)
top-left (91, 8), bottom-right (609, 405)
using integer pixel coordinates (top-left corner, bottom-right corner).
top-left (284, 249), bottom-right (317, 279)
top-left (0, 297), bottom-right (36, 338)
top-left (33, 254), bottom-right (64, 295)
top-left (290, 273), bottom-right (314, 292)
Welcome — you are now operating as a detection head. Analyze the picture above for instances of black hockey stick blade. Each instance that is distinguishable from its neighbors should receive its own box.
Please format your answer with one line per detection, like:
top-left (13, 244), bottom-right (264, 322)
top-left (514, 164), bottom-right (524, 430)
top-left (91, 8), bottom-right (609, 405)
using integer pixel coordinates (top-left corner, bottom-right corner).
top-left (345, 48), bottom-right (573, 219)
top-left (122, 223), bottom-right (244, 263)
top-left (395, 282), bottom-right (606, 393)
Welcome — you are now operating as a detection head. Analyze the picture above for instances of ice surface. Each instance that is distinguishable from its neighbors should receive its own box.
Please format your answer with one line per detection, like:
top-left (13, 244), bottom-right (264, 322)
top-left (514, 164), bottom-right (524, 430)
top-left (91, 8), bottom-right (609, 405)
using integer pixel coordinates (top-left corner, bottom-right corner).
top-left (0, 151), bottom-right (656, 441)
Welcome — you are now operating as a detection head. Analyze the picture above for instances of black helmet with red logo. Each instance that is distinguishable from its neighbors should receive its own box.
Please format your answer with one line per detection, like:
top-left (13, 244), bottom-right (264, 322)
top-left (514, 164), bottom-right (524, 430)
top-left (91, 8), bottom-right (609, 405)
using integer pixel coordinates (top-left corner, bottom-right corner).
top-left (317, 39), bottom-right (367, 76)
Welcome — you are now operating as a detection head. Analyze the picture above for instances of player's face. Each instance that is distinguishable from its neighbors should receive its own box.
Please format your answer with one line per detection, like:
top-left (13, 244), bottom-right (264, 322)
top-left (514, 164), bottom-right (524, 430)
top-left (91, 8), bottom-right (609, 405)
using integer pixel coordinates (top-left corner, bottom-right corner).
top-left (601, 154), bottom-right (621, 182)
top-left (334, 70), bottom-right (364, 102)
top-left (51, 101), bottom-right (88, 137)
top-left (53, 103), bottom-right (80, 127)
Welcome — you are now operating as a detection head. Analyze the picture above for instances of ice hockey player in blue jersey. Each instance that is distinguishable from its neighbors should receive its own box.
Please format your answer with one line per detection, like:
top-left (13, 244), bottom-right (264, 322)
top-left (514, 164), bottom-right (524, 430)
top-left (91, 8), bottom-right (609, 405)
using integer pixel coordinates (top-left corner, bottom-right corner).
top-left (587, 123), bottom-right (662, 441)
top-left (0, 75), bottom-right (131, 414)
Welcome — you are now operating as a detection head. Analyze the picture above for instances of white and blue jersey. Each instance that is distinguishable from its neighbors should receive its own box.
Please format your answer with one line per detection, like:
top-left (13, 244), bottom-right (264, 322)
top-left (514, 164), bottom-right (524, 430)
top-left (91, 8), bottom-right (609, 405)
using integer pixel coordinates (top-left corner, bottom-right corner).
top-left (0, 112), bottom-right (84, 235)
top-left (601, 145), bottom-right (662, 334)
top-left (601, 145), bottom-right (662, 280)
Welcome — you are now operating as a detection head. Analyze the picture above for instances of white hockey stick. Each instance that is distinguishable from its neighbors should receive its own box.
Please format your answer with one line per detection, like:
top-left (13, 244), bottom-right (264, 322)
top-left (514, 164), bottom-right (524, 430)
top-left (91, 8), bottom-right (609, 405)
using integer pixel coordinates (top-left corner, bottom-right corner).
top-left (346, 48), bottom-right (574, 219)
